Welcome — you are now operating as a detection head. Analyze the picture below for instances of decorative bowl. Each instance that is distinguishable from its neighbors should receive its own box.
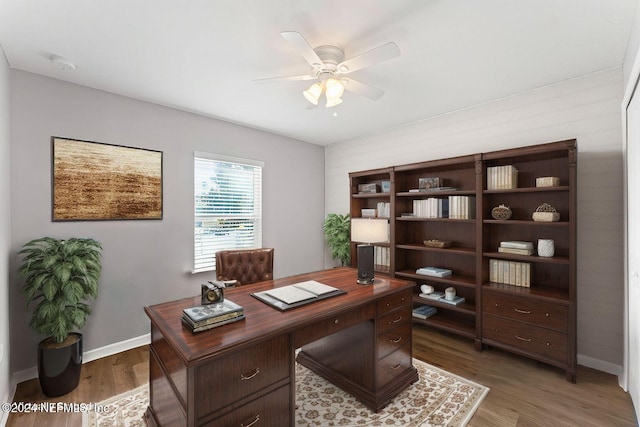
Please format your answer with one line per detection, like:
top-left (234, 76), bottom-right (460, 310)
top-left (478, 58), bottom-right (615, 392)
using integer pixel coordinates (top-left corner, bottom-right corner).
top-left (423, 239), bottom-right (452, 248)
top-left (491, 204), bottom-right (512, 220)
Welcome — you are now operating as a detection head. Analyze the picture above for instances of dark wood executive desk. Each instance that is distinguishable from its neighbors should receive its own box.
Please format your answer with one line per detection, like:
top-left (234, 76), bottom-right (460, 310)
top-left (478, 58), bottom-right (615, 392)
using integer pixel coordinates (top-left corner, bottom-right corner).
top-left (144, 268), bottom-right (418, 427)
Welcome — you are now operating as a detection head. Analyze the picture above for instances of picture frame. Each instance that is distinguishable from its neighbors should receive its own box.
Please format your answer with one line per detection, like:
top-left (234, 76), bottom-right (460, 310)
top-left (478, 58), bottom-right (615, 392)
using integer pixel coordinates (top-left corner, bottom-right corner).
top-left (51, 137), bottom-right (163, 221)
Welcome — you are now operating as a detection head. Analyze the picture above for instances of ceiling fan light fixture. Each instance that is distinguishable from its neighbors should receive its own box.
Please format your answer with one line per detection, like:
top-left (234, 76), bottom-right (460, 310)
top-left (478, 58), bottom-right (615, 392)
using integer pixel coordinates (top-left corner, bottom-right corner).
top-left (325, 96), bottom-right (343, 108)
top-left (325, 78), bottom-right (345, 99)
top-left (303, 82), bottom-right (322, 105)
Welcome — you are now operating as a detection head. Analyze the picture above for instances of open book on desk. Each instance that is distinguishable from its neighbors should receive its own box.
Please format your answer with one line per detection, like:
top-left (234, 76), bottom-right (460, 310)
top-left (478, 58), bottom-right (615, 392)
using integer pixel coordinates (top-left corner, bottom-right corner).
top-left (253, 280), bottom-right (346, 311)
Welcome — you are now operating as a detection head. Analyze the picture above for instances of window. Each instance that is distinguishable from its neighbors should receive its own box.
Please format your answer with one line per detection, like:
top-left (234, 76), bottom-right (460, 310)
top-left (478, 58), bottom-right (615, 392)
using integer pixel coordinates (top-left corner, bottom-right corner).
top-left (194, 152), bottom-right (263, 272)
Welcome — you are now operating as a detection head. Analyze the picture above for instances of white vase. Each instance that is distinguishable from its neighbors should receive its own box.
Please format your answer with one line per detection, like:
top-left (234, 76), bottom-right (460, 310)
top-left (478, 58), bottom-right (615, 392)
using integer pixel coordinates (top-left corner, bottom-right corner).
top-left (538, 239), bottom-right (555, 257)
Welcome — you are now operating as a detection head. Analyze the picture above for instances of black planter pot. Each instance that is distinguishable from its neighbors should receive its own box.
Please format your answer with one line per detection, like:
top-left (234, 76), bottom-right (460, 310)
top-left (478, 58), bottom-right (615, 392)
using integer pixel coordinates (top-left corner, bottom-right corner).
top-left (37, 332), bottom-right (83, 397)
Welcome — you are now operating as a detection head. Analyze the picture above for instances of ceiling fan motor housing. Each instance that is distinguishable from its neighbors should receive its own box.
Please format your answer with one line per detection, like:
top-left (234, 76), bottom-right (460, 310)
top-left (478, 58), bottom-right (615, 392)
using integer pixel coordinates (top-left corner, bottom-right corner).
top-left (312, 45), bottom-right (346, 75)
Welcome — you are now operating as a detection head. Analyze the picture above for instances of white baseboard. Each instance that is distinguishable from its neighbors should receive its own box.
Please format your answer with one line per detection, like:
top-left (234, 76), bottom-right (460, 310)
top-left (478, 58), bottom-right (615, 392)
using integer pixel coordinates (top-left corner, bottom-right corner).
top-left (11, 333), bottom-right (151, 386)
top-left (577, 353), bottom-right (623, 380)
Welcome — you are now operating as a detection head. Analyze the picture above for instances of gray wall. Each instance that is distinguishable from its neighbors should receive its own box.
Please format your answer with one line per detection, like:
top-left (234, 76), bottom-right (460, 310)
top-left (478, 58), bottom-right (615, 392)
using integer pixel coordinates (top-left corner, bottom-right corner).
top-left (0, 47), bottom-right (12, 419)
top-left (325, 68), bottom-right (625, 375)
top-left (9, 71), bottom-right (326, 374)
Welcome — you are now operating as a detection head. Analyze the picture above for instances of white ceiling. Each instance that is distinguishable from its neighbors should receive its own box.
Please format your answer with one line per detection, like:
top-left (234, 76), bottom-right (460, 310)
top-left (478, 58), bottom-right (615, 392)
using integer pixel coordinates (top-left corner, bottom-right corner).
top-left (0, 0), bottom-right (637, 146)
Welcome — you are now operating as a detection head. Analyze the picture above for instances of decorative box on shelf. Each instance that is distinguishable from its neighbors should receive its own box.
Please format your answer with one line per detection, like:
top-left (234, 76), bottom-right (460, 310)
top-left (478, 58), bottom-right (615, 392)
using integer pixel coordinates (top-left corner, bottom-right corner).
top-left (536, 176), bottom-right (560, 187)
top-left (532, 203), bottom-right (560, 222)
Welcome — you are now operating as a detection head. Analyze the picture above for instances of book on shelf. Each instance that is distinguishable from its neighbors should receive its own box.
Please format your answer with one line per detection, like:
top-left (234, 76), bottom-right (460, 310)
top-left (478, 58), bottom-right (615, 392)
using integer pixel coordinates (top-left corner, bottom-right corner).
top-left (439, 295), bottom-right (466, 306)
top-left (416, 267), bottom-right (452, 277)
top-left (412, 198), bottom-right (449, 218)
top-left (448, 195), bottom-right (475, 219)
top-left (419, 291), bottom-right (445, 300)
top-left (489, 258), bottom-right (531, 287)
top-left (487, 165), bottom-right (518, 190)
top-left (412, 305), bottom-right (437, 319)
top-left (500, 241), bottom-right (534, 250)
top-left (498, 247), bottom-right (535, 255)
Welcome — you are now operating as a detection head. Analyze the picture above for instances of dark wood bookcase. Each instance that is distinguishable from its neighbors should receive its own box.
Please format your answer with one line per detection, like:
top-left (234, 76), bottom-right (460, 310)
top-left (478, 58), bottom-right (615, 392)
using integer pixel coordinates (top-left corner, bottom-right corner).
top-left (348, 139), bottom-right (577, 381)
top-left (349, 167), bottom-right (394, 275)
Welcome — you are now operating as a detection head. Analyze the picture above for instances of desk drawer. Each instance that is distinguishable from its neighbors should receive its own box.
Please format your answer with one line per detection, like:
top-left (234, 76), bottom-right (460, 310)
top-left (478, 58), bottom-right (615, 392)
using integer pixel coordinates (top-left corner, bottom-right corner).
top-left (377, 344), bottom-right (412, 388)
top-left (483, 291), bottom-right (568, 332)
top-left (292, 303), bottom-right (375, 348)
top-left (207, 383), bottom-right (290, 427)
top-left (377, 289), bottom-right (412, 316)
top-left (196, 334), bottom-right (290, 417)
top-left (377, 305), bottom-right (411, 334)
top-left (483, 314), bottom-right (567, 363)
top-left (378, 322), bottom-right (412, 360)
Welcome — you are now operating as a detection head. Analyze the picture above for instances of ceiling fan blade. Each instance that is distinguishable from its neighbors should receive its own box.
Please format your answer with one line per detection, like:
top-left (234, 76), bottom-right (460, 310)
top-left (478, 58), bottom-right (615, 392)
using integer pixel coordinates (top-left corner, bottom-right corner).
top-left (281, 31), bottom-right (323, 69)
top-left (342, 78), bottom-right (385, 101)
top-left (337, 42), bottom-right (400, 74)
top-left (253, 74), bottom-right (316, 83)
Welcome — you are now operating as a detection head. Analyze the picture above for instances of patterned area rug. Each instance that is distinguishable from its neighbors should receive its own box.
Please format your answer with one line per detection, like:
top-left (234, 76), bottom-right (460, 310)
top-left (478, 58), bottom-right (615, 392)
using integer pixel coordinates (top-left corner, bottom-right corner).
top-left (83, 358), bottom-right (488, 427)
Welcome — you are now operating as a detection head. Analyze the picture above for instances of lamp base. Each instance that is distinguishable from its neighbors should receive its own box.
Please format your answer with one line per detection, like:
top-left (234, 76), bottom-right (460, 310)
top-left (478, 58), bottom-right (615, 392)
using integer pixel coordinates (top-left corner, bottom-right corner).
top-left (357, 244), bottom-right (375, 285)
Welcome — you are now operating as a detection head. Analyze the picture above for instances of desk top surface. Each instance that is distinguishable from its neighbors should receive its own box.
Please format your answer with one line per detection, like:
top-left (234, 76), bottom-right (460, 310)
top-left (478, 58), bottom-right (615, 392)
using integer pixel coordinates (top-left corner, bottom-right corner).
top-left (145, 267), bottom-right (415, 365)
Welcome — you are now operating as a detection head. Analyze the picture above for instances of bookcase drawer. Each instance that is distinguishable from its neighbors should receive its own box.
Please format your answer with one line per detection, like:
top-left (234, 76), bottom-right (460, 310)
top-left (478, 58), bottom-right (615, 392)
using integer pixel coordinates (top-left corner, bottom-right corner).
top-left (483, 314), bottom-right (567, 363)
top-left (483, 291), bottom-right (568, 332)
top-left (195, 334), bottom-right (290, 416)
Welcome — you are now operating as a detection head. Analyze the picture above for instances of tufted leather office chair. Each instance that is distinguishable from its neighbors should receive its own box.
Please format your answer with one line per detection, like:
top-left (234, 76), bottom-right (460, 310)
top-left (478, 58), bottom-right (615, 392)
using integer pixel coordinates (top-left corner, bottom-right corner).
top-left (215, 248), bottom-right (274, 286)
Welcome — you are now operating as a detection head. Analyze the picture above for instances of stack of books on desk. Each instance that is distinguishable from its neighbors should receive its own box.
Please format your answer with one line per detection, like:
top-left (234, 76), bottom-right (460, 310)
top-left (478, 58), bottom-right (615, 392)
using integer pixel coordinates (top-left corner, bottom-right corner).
top-left (182, 299), bottom-right (245, 333)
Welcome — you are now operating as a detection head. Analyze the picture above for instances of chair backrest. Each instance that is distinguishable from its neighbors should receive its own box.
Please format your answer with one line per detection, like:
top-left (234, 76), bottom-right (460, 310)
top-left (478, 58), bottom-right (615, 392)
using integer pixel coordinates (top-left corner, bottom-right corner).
top-left (215, 248), bottom-right (274, 286)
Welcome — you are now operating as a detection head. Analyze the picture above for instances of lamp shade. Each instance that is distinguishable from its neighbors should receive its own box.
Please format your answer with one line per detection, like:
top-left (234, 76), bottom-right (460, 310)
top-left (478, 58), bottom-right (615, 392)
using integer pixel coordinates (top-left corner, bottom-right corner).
top-left (351, 218), bottom-right (388, 244)
top-left (303, 82), bottom-right (322, 105)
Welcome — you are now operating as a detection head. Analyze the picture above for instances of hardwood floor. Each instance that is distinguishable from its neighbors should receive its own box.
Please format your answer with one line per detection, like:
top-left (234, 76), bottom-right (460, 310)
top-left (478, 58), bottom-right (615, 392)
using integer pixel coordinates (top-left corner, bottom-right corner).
top-left (6, 345), bottom-right (148, 427)
top-left (412, 326), bottom-right (638, 427)
top-left (5, 326), bottom-right (638, 426)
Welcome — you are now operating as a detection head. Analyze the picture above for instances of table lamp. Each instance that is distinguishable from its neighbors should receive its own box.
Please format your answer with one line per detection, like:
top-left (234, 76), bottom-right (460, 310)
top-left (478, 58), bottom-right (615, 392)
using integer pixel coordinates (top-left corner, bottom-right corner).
top-left (351, 218), bottom-right (389, 284)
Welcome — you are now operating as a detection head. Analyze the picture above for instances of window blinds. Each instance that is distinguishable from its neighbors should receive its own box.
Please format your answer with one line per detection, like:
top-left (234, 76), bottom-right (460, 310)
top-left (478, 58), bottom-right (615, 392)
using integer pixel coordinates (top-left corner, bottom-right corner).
top-left (194, 152), bottom-right (263, 272)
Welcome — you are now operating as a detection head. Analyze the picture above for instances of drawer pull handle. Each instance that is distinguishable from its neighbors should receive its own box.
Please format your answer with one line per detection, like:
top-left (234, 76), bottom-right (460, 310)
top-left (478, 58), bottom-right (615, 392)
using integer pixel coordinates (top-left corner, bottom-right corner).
top-left (241, 414), bottom-right (260, 427)
top-left (514, 308), bottom-right (531, 314)
top-left (334, 319), bottom-right (339, 324)
top-left (392, 316), bottom-right (403, 324)
top-left (390, 336), bottom-right (402, 343)
top-left (240, 368), bottom-right (260, 381)
top-left (515, 335), bottom-right (531, 342)
top-left (391, 363), bottom-right (402, 370)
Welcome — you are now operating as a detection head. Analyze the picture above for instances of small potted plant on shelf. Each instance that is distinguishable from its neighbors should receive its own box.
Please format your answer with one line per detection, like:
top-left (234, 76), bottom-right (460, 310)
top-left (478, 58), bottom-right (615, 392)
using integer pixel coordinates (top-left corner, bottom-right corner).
top-left (18, 237), bottom-right (102, 397)
top-left (323, 213), bottom-right (351, 267)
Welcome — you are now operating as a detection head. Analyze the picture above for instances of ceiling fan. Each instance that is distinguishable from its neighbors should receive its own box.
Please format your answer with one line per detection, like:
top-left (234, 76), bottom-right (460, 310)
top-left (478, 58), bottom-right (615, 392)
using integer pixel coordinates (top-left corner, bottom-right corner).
top-left (255, 31), bottom-right (401, 108)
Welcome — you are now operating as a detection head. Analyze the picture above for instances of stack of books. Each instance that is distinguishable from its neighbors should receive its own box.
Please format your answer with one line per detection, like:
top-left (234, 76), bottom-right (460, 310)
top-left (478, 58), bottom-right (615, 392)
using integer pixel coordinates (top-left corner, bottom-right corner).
top-left (182, 299), bottom-right (245, 333)
top-left (448, 195), bottom-right (475, 219)
top-left (489, 259), bottom-right (531, 287)
top-left (416, 267), bottom-right (452, 277)
top-left (412, 198), bottom-right (449, 218)
top-left (487, 165), bottom-right (518, 190)
top-left (412, 305), bottom-right (437, 319)
top-left (498, 241), bottom-right (534, 255)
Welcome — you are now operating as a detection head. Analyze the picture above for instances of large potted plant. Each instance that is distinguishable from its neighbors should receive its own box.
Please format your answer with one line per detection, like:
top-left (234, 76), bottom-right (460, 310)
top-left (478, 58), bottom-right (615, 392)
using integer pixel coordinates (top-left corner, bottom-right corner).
top-left (18, 237), bottom-right (102, 397)
top-left (323, 213), bottom-right (351, 267)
